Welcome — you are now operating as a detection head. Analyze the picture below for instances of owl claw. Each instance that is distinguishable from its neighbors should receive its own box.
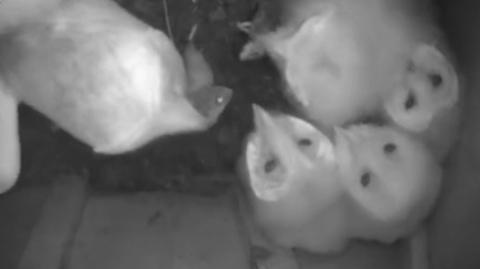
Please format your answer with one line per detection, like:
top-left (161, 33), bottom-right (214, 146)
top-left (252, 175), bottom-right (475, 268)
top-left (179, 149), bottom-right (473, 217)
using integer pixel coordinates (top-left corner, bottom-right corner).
top-left (237, 21), bottom-right (254, 33)
top-left (239, 41), bottom-right (267, 61)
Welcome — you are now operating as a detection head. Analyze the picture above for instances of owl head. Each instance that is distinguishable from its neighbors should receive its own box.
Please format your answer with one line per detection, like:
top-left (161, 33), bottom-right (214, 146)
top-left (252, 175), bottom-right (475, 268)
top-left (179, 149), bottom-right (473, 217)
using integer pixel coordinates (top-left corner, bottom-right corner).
top-left (242, 105), bottom-right (338, 202)
top-left (385, 44), bottom-right (459, 133)
top-left (334, 124), bottom-right (442, 234)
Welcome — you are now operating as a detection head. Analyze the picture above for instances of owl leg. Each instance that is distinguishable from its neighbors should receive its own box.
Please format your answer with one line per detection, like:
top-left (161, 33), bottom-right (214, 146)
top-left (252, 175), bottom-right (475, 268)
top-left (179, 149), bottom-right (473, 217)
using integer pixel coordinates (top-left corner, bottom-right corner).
top-left (0, 81), bottom-right (20, 193)
top-left (239, 41), bottom-right (267, 61)
top-left (237, 21), bottom-right (255, 34)
top-left (237, 22), bottom-right (267, 61)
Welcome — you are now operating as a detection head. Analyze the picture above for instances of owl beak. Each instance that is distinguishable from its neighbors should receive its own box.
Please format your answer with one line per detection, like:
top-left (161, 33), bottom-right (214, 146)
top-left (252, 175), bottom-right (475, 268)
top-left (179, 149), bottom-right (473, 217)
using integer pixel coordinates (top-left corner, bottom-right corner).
top-left (252, 105), bottom-right (289, 150)
top-left (252, 104), bottom-right (312, 170)
top-left (252, 104), bottom-right (272, 129)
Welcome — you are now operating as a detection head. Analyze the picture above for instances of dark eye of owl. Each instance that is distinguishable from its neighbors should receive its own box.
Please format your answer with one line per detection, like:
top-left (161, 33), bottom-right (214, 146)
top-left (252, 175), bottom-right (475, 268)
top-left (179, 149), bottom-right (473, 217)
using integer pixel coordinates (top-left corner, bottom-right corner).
top-left (356, 114), bottom-right (387, 126)
top-left (298, 138), bottom-right (312, 147)
top-left (404, 91), bottom-right (417, 110)
top-left (428, 73), bottom-right (443, 88)
top-left (264, 158), bottom-right (278, 174)
top-left (360, 171), bottom-right (372, 187)
top-left (383, 143), bottom-right (397, 154)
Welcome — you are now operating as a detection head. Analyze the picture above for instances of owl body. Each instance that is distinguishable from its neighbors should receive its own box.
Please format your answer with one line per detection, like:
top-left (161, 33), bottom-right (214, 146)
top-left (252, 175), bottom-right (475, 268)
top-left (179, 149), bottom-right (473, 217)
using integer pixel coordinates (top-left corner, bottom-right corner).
top-left (241, 106), bottom-right (442, 257)
top-left (0, 0), bottom-right (233, 155)
top-left (240, 0), bottom-right (442, 127)
top-left (0, 0), bottom-right (232, 193)
top-left (240, 105), bottom-right (351, 253)
top-left (243, 131), bottom-right (349, 253)
top-left (250, 177), bottom-right (350, 253)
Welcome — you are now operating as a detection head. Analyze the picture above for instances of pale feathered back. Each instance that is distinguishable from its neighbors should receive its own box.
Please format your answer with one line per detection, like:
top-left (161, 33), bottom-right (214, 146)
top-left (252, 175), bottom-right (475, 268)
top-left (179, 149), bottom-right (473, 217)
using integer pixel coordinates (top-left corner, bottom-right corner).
top-left (239, 0), bottom-right (453, 129)
top-left (0, 0), bottom-right (232, 194)
top-left (0, 0), bottom-right (232, 155)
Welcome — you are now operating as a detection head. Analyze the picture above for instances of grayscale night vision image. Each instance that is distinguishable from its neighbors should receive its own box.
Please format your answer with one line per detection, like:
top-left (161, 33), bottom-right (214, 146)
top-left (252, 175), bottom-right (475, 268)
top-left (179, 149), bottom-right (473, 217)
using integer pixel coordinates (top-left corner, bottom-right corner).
top-left (0, 0), bottom-right (477, 268)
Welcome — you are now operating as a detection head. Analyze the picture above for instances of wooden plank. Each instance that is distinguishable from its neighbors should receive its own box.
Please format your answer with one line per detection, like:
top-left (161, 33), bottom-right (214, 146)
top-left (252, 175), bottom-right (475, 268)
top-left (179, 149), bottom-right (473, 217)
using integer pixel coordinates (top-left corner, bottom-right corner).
top-left (168, 193), bottom-right (249, 269)
top-left (67, 192), bottom-right (174, 269)
top-left (68, 189), bottom-right (249, 269)
top-left (233, 185), bottom-right (405, 269)
top-left (297, 241), bottom-right (404, 269)
top-left (232, 187), bottom-right (300, 269)
top-left (18, 175), bottom-right (88, 269)
top-left (0, 185), bottom-right (51, 269)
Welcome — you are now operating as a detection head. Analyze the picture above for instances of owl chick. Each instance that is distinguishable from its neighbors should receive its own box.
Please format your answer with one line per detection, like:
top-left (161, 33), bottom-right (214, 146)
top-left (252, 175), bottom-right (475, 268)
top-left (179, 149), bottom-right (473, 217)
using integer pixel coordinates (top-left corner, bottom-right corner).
top-left (238, 0), bottom-right (446, 127)
top-left (384, 44), bottom-right (462, 160)
top-left (334, 124), bottom-right (442, 244)
top-left (240, 105), bottom-right (442, 265)
top-left (238, 105), bottom-right (346, 269)
top-left (0, 0), bottom-right (232, 193)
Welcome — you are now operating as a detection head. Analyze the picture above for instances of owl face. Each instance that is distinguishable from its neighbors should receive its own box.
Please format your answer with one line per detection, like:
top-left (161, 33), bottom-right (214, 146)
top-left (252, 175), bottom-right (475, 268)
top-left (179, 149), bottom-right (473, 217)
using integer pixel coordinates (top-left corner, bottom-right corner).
top-left (385, 44), bottom-right (459, 133)
top-left (334, 125), bottom-right (442, 223)
top-left (244, 105), bottom-right (336, 202)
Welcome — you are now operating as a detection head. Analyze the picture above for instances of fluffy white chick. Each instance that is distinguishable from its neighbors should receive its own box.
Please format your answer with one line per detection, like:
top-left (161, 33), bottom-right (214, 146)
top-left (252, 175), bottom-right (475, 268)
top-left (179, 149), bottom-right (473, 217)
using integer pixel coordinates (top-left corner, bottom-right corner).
top-left (0, 0), bottom-right (232, 193)
top-left (240, 106), bottom-right (442, 261)
top-left (240, 105), bottom-right (348, 255)
top-left (334, 124), bottom-right (442, 244)
top-left (238, 0), bottom-right (446, 127)
top-left (383, 44), bottom-right (462, 160)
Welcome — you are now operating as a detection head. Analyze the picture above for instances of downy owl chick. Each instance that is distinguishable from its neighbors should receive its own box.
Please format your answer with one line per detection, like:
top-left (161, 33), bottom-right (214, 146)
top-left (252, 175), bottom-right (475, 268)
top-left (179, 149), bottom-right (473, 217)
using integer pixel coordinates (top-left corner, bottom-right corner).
top-left (334, 124), bottom-right (442, 244)
top-left (0, 0), bottom-right (232, 193)
top-left (238, 0), bottom-right (447, 127)
top-left (241, 104), bottom-right (348, 254)
top-left (241, 105), bottom-right (442, 255)
top-left (384, 44), bottom-right (461, 160)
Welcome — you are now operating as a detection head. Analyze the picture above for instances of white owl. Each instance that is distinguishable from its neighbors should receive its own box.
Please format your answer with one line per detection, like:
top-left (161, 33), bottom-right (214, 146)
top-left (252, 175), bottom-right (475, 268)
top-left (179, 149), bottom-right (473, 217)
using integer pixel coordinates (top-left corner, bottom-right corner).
top-left (0, 0), bottom-right (232, 193)
top-left (383, 44), bottom-right (461, 160)
top-left (237, 0), bottom-right (450, 129)
top-left (240, 105), bottom-right (442, 268)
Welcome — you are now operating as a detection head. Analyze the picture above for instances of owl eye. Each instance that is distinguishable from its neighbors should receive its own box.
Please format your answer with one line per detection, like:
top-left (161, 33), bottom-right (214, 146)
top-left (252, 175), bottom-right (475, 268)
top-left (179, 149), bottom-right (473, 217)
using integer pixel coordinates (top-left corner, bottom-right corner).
top-left (404, 91), bottom-right (417, 110)
top-left (356, 115), bottom-right (387, 126)
top-left (264, 158), bottom-right (278, 173)
top-left (360, 171), bottom-right (372, 187)
top-left (428, 73), bottom-right (443, 88)
top-left (383, 143), bottom-right (397, 154)
top-left (298, 138), bottom-right (312, 147)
